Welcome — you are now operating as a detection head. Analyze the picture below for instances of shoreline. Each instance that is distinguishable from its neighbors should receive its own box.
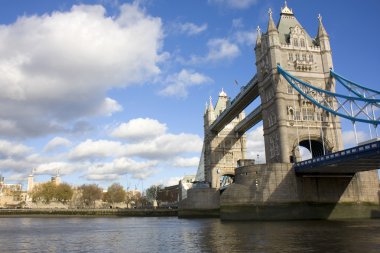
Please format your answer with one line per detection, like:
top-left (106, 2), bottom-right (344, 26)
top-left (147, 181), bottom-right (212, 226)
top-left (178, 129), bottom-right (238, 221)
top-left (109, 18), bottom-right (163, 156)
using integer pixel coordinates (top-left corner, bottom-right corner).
top-left (0, 208), bottom-right (178, 217)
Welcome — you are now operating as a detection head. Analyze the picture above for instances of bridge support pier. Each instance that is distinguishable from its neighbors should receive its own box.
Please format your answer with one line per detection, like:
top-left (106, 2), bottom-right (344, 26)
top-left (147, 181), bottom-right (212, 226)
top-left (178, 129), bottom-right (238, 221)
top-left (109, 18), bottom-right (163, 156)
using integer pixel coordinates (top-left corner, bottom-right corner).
top-left (220, 163), bottom-right (380, 220)
top-left (178, 188), bottom-right (220, 218)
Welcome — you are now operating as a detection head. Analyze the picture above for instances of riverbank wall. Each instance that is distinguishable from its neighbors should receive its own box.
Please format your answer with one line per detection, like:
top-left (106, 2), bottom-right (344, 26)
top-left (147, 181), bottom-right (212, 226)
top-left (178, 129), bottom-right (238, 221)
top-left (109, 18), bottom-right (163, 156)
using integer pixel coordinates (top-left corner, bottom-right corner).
top-left (0, 208), bottom-right (177, 217)
top-left (179, 163), bottom-right (380, 220)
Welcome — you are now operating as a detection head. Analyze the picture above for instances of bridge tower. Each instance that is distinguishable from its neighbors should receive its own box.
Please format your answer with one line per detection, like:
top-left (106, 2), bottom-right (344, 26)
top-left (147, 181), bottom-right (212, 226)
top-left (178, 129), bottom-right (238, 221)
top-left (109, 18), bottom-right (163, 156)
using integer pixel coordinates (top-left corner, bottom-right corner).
top-left (255, 3), bottom-right (343, 163)
top-left (204, 89), bottom-right (246, 188)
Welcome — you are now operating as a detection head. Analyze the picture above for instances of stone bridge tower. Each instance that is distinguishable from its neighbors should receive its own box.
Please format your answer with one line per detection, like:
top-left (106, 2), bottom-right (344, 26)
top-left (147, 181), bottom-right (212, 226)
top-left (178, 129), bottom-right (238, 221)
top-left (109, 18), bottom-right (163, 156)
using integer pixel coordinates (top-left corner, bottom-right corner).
top-left (255, 3), bottom-right (343, 163)
top-left (204, 89), bottom-right (246, 188)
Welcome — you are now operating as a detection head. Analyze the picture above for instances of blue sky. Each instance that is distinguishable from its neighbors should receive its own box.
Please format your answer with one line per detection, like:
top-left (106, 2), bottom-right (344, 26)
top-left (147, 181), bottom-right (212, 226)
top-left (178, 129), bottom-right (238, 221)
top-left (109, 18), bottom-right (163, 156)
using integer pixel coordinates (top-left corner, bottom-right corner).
top-left (0, 0), bottom-right (379, 190)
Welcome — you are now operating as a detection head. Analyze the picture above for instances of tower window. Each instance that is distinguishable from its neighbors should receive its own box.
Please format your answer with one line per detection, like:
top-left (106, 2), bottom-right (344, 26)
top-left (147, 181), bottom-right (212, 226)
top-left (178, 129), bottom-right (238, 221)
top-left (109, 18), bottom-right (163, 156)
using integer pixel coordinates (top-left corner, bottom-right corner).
top-left (288, 53), bottom-right (293, 61)
top-left (287, 85), bottom-right (293, 94)
top-left (302, 54), bottom-right (306, 61)
top-left (300, 38), bottom-right (305, 47)
top-left (295, 53), bottom-right (300, 61)
top-left (294, 110), bottom-right (301, 121)
top-left (302, 108), bottom-right (314, 121)
top-left (293, 38), bottom-right (298, 47)
top-left (309, 54), bottom-right (313, 62)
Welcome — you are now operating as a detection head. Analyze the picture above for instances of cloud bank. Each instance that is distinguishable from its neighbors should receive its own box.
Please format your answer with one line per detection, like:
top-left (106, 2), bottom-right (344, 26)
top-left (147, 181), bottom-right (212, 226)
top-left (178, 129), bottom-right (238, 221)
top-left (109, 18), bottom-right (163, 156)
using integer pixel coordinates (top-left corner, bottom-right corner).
top-left (0, 3), bottom-right (164, 138)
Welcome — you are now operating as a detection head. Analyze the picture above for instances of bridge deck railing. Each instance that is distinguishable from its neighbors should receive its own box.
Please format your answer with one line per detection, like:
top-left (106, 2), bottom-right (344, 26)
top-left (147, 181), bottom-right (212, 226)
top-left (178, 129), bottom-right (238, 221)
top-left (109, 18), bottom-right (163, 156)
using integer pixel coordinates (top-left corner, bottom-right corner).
top-left (294, 140), bottom-right (380, 172)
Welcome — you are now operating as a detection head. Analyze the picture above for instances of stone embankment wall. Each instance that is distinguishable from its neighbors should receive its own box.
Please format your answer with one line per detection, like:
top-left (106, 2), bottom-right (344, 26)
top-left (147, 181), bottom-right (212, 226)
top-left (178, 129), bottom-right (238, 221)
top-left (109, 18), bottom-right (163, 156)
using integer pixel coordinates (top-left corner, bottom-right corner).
top-left (178, 188), bottom-right (220, 217)
top-left (220, 163), bottom-right (380, 220)
top-left (0, 208), bottom-right (177, 217)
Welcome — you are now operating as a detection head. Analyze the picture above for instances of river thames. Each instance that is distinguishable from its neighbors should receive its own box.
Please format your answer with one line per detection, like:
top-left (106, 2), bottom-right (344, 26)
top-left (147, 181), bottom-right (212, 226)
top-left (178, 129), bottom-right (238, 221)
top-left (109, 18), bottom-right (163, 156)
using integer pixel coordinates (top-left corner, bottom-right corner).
top-left (0, 217), bottom-right (380, 252)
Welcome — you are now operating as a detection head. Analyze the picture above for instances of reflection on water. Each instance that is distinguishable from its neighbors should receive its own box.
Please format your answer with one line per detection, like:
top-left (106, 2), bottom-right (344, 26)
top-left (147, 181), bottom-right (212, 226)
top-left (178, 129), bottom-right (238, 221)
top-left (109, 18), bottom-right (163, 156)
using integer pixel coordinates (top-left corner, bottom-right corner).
top-left (0, 217), bottom-right (379, 253)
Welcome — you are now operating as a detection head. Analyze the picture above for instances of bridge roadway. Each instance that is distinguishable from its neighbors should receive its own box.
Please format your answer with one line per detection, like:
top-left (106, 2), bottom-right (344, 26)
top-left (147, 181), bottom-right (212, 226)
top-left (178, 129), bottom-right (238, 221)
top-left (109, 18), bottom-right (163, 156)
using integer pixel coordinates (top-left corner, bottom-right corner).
top-left (210, 75), bottom-right (261, 133)
top-left (294, 140), bottom-right (380, 176)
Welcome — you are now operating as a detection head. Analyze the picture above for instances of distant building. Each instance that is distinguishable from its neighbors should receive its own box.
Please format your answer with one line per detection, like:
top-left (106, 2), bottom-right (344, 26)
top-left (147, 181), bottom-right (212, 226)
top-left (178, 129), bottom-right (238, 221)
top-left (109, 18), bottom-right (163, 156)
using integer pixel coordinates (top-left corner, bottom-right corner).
top-left (27, 170), bottom-right (61, 193)
top-left (157, 185), bottom-right (179, 208)
top-left (0, 175), bottom-right (23, 207)
top-left (179, 175), bottom-right (195, 201)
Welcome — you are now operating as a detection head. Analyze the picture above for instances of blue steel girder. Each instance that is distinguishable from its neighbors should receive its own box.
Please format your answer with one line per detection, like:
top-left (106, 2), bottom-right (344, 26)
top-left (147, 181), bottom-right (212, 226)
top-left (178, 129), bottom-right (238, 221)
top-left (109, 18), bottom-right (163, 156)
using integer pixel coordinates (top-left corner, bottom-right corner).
top-left (210, 75), bottom-right (259, 132)
top-left (331, 70), bottom-right (380, 100)
top-left (278, 65), bottom-right (380, 126)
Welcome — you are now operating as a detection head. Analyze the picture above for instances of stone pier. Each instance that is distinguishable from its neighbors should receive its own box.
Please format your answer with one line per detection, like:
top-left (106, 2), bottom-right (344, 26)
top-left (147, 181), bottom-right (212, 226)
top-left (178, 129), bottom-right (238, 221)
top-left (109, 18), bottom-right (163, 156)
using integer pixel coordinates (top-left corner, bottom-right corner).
top-left (220, 163), bottom-right (380, 220)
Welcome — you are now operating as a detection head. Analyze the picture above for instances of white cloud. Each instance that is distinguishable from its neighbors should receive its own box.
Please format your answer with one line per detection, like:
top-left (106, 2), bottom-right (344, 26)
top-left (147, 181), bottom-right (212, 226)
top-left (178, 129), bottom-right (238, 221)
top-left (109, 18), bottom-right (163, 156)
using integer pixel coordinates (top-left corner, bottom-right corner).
top-left (208, 0), bottom-right (258, 9)
top-left (0, 151), bottom-right (53, 174)
top-left (174, 22), bottom-right (208, 36)
top-left (44, 137), bottom-right (72, 152)
top-left (85, 157), bottom-right (158, 181)
top-left (159, 69), bottom-right (213, 98)
top-left (182, 38), bottom-right (240, 65)
top-left (0, 117), bottom-right (202, 184)
top-left (69, 139), bottom-right (127, 160)
top-left (35, 162), bottom-right (78, 175)
top-left (205, 38), bottom-right (240, 62)
top-left (97, 98), bottom-right (123, 116)
top-left (111, 118), bottom-right (203, 159)
top-left (172, 156), bottom-right (199, 168)
top-left (234, 30), bottom-right (257, 46)
top-left (125, 133), bottom-right (202, 159)
top-left (0, 140), bottom-right (32, 158)
top-left (111, 118), bottom-right (167, 141)
top-left (0, 3), bottom-right (164, 138)
top-left (246, 125), bottom-right (266, 163)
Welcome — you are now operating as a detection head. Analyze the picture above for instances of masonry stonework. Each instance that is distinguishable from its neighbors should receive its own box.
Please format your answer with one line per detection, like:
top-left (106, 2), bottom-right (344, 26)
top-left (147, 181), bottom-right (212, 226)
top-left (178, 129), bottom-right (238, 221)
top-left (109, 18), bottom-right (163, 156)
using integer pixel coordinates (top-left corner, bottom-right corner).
top-left (179, 3), bottom-right (380, 220)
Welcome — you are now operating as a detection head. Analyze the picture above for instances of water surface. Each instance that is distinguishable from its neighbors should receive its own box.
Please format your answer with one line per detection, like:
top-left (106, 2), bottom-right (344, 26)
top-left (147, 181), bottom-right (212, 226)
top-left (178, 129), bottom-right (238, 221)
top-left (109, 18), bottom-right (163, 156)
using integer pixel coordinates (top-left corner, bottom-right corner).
top-left (0, 217), bottom-right (379, 252)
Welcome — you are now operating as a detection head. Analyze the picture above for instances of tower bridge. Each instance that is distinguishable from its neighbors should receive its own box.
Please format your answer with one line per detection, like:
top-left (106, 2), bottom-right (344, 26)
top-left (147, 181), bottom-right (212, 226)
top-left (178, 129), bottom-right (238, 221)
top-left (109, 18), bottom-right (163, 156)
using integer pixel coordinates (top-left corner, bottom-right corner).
top-left (179, 3), bottom-right (380, 220)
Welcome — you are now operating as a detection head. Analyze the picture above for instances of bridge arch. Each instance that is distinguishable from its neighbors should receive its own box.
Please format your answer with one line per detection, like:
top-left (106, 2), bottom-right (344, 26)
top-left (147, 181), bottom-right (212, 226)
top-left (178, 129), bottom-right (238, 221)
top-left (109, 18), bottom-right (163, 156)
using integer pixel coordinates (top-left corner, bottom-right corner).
top-left (291, 135), bottom-right (333, 162)
top-left (215, 167), bottom-right (235, 190)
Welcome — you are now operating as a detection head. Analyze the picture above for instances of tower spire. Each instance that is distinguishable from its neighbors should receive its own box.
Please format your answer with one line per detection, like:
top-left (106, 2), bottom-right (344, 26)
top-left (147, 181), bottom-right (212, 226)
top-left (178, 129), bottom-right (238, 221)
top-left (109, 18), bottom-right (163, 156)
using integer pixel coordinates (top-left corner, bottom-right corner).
top-left (208, 96), bottom-right (214, 111)
top-left (317, 14), bottom-right (328, 38)
top-left (256, 26), bottom-right (262, 46)
top-left (267, 8), bottom-right (277, 32)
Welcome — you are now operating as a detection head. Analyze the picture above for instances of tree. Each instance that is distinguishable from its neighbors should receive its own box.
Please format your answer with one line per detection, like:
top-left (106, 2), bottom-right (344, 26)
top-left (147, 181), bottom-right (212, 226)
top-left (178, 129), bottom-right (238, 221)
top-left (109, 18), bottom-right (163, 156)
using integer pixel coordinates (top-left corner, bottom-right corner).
top-left (31, 182), bottom-right (56, 204)
top-left (145, 184), bottom-right (163, 203)
top-left (125, 190), bottom-right (141, 208)
top-left (55, 183), bottom-right (73, 204)
top-left (78, 184), bottom-right (103, 208)
top-left (103, 183), bottom-right (126, 204)
top-left (30, 182), bottom-right (73, 204)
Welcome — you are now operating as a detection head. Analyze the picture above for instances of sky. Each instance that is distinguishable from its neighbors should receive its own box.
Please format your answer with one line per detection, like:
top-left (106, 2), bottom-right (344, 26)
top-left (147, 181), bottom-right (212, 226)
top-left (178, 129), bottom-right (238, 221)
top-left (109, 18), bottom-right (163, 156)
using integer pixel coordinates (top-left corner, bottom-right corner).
top-left (0, 0), bottom-right (379, 190)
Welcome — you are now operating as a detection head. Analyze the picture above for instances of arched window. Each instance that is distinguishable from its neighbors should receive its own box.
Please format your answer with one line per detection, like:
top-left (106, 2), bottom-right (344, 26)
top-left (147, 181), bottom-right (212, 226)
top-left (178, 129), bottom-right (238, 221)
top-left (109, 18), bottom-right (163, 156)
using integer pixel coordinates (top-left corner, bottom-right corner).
top-left (300, 38), bottom-right (305, 47)
top-left (309, 54), bottom-right (313, 62)
top-left (293, 38), bottom-right (298, 47)
top-left (288, 53), bottom-right (293, 61)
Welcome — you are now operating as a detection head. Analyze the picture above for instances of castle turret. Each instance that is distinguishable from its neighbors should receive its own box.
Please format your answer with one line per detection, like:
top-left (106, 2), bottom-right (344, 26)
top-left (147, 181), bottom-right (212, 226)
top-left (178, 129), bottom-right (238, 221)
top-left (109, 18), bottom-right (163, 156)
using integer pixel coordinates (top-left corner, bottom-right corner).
top-left (255, 2), bottom-right (343, 163)
top-left (203, 89), bottom-right (246, 188)
top-left (27, 171), bottom-right (34, 192)
top-left (317, 14), bottom-right (333, 74)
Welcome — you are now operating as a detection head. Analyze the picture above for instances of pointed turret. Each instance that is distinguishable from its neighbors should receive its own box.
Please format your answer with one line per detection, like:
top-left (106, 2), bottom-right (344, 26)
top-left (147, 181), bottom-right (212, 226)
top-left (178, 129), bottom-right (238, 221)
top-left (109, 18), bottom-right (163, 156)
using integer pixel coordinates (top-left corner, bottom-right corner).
top-left (214, 89), bottom-right (229, 116)
top-left (256, 26), bottom-right (261, 47)
top-left (317, 14), bottom-right (328, 38)
top-left (316, 14), bottom-right (333, 72)
top-left (204, 96), bottom-right (215, 127)
top-left (208, 96), bottom-right (214, 112)
top-left (267, 8), bottom-right (277, 33)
